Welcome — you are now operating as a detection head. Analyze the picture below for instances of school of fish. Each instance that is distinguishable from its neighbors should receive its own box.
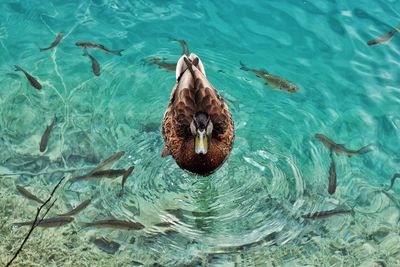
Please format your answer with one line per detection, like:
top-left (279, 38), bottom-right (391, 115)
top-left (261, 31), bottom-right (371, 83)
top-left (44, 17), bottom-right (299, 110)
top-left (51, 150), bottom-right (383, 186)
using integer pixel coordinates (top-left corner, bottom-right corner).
top-left (8, 22), bottom-right (400, 264)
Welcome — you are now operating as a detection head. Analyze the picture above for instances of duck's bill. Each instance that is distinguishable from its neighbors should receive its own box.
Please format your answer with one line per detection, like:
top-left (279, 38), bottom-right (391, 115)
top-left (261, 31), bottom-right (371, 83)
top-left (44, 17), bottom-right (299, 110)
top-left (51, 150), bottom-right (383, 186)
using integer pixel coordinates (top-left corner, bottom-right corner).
top-left (195, 133), bottom-right (208, 154)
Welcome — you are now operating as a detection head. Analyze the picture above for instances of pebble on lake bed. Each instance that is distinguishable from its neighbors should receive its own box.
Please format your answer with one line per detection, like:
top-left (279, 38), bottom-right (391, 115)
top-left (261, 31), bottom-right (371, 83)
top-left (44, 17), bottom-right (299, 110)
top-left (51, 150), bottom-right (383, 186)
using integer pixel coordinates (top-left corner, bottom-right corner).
top-left (89, 236), bottom-right (121, 255)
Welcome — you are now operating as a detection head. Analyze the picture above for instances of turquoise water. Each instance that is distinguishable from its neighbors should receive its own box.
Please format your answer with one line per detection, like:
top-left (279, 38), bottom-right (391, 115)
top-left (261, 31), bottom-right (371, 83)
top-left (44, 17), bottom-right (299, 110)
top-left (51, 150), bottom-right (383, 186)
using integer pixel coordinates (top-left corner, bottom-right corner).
top-left (0, 0), bottom-right (400, 266)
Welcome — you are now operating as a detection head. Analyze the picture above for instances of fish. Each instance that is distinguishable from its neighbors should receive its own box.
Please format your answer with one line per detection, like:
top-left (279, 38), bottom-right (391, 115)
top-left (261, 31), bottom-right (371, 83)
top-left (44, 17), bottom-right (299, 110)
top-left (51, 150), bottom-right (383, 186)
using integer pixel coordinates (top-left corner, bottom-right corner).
top-left (39, 115), bottom-right (57, 152)
top-left (57, 199), bottom-right (91, 217)
top-left (83, 48), bottom-right (100, 76)
top-left (315, 133), bottom-right (372, 157)
top-left (89, 236), bottom-right (121, 254)
top-left (13, 216), bottom-right (74, 228)
top-left (149, 57), bottom-right (176, 71)
top-left (154, 222), bottom-right (174, 228)
top-left (143, 122), bottom-right (160, 133)
top-left (92, 151), bottom-right (125, 173)
top-left (367, 25), bottom-right (400, 46)
top-left (164, 208), bottom-right (185, 219)
top-left (121, 166), bottom-right (134, 192)
top-left (240, 61), bottom-right (298, 93)
top-left (40, 32), bottom-right (64, 51)
top-left (14, 65), bottom-right (42, 90)
top-left (88, 54), bottom-right (100, 76)
top-left (385, 173), bottom-right (400, 191)
top-left (75, 42), bottom-right (123, 56)
top-left (301, 208), bottom-right (352, 220)
top-left (83, 219), bottom-right (145, 230)
top-left (16, 185), bottom-right (44, 204)
top-left (68, 151), bottom-right (125, 184)
top-left (90, 169), bottom-right (127, 178)
top-left (170, 38), bottom-right (189, 55)
top-left (70, 169), bottom-right (127, 183)
top-left (328, 152), bottom-right (337, 195)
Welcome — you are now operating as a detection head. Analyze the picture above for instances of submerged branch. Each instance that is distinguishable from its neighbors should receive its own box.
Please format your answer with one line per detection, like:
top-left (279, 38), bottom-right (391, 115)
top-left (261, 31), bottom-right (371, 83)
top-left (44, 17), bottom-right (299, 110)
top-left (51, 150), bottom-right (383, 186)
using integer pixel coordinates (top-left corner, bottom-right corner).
top-left (6, 176), bottom-right (65, 267)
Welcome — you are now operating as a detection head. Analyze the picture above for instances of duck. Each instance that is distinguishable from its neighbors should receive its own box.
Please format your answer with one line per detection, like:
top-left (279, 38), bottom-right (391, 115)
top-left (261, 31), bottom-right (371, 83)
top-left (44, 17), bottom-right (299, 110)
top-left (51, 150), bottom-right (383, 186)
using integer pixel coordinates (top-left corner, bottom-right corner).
top-left (161, 53), bottom-right (234, 176)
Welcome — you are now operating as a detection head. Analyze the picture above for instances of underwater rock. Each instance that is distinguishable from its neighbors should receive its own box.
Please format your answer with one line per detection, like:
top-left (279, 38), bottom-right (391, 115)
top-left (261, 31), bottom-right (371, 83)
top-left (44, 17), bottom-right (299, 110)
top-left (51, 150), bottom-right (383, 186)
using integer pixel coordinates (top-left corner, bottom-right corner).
top-left (379, 232), bottom-right (400, 256)
top-left (361, 242), bottom-right (377, 255)
top-left (380, 206), bottom-right (400, 226)
top-left (131, 260), bottom-right (144, 266)
top-left (328, 254), bottom-right (344, 266)
top-left (142, 122), bottom-right (160, 133)
top-left (359, 259), bottom-right (387, 267)
top-left (369, 227), bottom-right (391, 243)
top-left (89, 236), bottom-right (121, 254)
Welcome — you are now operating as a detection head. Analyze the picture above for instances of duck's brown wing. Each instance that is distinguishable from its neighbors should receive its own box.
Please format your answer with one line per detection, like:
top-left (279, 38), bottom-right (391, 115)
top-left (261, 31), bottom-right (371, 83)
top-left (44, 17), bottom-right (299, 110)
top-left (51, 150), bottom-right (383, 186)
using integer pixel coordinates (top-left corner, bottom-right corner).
top-left (170, 77), bottom-right (196, 138)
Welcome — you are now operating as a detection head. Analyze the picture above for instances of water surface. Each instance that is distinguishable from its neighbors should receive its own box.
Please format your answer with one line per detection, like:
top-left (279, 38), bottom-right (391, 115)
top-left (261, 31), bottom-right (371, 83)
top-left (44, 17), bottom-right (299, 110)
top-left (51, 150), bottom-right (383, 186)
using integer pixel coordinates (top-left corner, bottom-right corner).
top-left (0, 0), bottom-right (399, 266)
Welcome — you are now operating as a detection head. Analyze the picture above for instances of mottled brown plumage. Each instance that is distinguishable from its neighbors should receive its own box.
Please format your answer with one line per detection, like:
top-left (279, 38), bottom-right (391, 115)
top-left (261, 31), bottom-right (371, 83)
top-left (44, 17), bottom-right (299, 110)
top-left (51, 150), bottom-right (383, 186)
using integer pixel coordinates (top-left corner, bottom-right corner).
top-left (162, 54), bottom-right (234, 176)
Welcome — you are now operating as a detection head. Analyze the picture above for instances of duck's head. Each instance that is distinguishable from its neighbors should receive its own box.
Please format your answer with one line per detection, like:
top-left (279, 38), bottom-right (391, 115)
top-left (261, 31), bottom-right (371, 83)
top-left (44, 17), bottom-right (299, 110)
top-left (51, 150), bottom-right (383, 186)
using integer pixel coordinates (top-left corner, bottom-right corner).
top-left (190, 112), bottom-right (213, 154)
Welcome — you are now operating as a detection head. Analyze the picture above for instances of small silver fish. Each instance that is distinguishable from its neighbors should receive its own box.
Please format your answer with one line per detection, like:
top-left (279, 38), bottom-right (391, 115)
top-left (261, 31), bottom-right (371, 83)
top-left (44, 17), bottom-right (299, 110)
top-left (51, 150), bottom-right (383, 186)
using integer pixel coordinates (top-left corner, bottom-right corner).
top-left (90, 169), bottom-right (127, 177)
top-left (385, 173), bottom-right (400, 191)
top-left (16, 185), bottom-right (44, 204)
top-left (69, 169), bottom-right (126, 183)
top-left (170, 38), bottom-right (189, 55)
top-left (301, 208), bottom-right (352, 220)
top-left (328, 152), bottom-right (337, 195)
top-left (154, 222), bottom-right (174, 228)
top-left (92, 151), bottom-right (125, 173)
top-left (315, 133), bottom-right (372, 157)
top-left (84, 219), bottom-right (145, 230)
top-left (69, 151), bottom-right (125, 184)
top-left (57, 199), bottom-right (91, 217)
top-left (39, 115), bottom-right (57, 152)
top-left (368, 25), bottom-right (400, 46)
top-left (13, 216), bottom-right (74, 228)
top-left (14, 65), bottom-right (42, 90)
top-left (121, 166), bottom-right (134, 192)
top-left (142, 122), bottom-right (160, 133)
top-left (83, 48), bottom-right (100, 76)
top-left (40, 32), bottom-right (64, 51)
top-left (148, 57), bottom-right (176, 71)
top-left (240, 61), bottom-right (298, 93)
top-left (76, 42), bottom-right (123, 56)
top-left (89, 54), bottom-right (100, 76)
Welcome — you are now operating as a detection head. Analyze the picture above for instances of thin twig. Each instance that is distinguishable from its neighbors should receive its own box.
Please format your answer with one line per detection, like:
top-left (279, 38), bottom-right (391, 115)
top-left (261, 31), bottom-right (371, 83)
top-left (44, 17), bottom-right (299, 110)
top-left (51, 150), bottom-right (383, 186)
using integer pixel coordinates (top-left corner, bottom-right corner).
top-left (38, 199), bottom-right (57, 225)
top-left (6, 176), bottom-right (65, 267)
